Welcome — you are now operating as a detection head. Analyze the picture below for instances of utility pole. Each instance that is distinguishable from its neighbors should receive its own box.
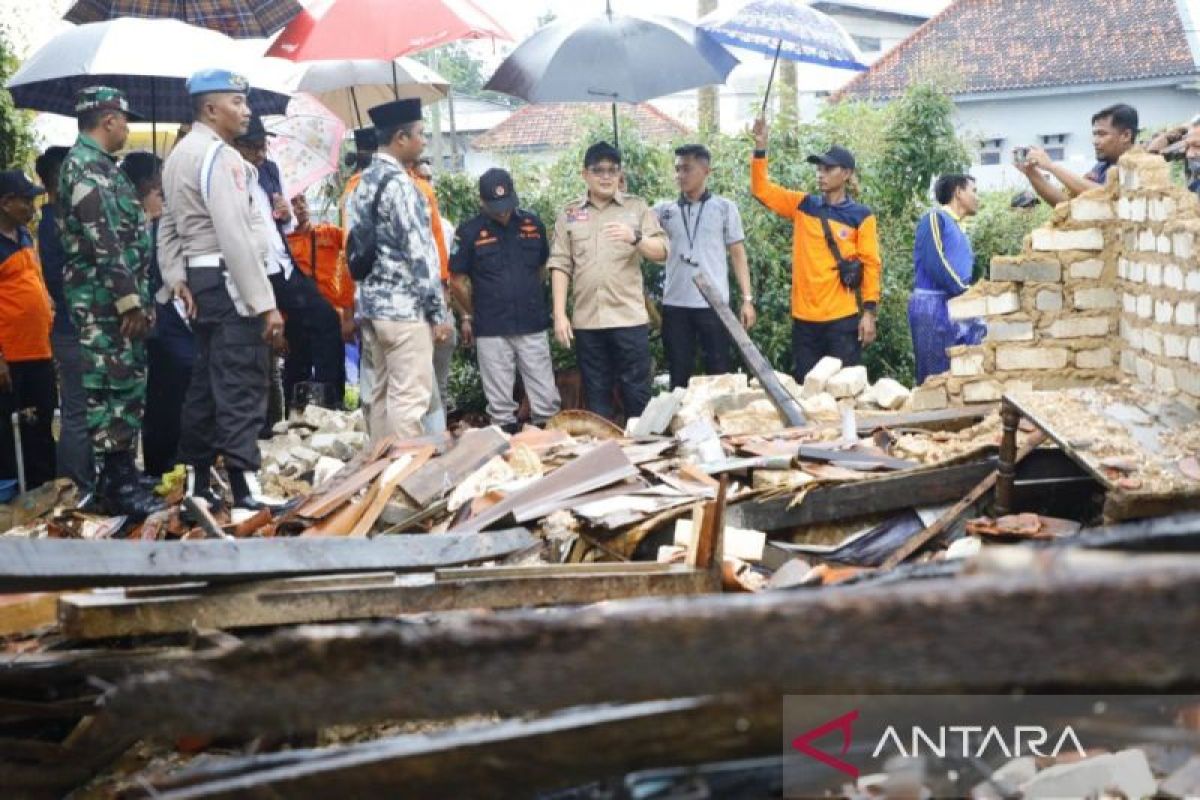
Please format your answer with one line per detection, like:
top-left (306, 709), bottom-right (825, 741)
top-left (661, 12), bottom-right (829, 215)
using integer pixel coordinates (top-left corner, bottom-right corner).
top-left (697, 0), bottom-right (719, 133)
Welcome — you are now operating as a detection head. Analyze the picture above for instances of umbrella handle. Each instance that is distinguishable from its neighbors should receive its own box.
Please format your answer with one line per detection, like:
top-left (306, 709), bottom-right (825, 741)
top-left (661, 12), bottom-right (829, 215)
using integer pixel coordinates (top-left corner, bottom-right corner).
top-left (759, 39), bottom-right (783, 121)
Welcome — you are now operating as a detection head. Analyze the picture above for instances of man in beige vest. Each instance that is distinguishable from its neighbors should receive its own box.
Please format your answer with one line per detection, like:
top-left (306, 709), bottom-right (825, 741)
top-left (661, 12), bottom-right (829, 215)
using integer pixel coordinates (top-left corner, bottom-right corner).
top-left (157, 68), bottom-right (283, 512)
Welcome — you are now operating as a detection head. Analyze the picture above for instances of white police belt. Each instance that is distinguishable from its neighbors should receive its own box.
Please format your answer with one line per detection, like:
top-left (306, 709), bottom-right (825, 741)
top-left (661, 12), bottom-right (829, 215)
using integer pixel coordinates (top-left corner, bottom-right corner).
top-left (186, 254), bottom-right (224, 268)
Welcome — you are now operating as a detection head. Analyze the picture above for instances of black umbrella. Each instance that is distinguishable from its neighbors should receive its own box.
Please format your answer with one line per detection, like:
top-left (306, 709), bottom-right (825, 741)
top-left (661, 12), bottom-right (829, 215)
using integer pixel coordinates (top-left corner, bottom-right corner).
top-left (483, 2), bottom-right (738, 146)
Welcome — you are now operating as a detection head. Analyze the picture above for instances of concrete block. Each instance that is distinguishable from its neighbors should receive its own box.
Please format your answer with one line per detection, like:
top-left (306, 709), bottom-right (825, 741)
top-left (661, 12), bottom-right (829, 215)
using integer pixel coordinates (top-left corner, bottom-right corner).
top-left (1123, 324), bottom-right (1143, 351)
top-left (1031, 227), bottom-right (1104, 251)
top-left (996, 346), bottom-right (1070, 371)
top-left (1190, 337), bottom-right (1200, 365)
top-left (1048, 316), bottom-right (1109, 338)
top-left (1019, 748), bottom-right (1155, 800)
top-left (1130, 196), bottom-right (1147, 222)
top-left (1121, 349), bottom-right (1137, 375)
top-left (1069, 258), bottom-right (1104, 280)
top-left (1137, 356), bottom-right (1155, 385)
top-left (1139, 229), bottom-right (1158, 251)
top-left (1035, 288), bottom-right (1063, 311)
top-left (1177, 366), bottom-right (1200, 397)
top-left (799, 392), bottom-right (840, 419)
top-left (1178, 301), bottom-right (1197, 326)
top-left (1072, 287), bottom-right (1118, 310)
top-left (985, 318), bottom-right (1034, 342)
top-left (1157, 365), bottom-right (1178, 392)
top-left (1004, 379), bottom-right (1035, 395)
top-left (1070, 197), bottom-right (1114, 221)
top-left (1137, 294), bottom-right (1154, 319)
top-left (1143, 328), bottom-right (1163, 356)
top-left (950, 351), bottom-right (985, 377)
top-left (1189, 271), bottom-right (1200, 293)
top-left (1122, 293), bottom-right (1136, 314)
top-left (1150, 195), bottom-right (1177, 221)
top-left (986, 291), bottom-right (1021, 316)
top-left (802, 356), bottom-right (842, 397)
top-left (947, 294), bottom-right (987, 321)
top-left (908, 384), bottom-right (948, 411)
top-left (1146, 261), bottom-right (1162, 286)
top-left (1117, 258), bottom-right (1129, 280)
top-left (1166, 333), bottom-right (1189, 359)
top-left (1159, 233), bottom-right (1173, 254)
top-left (866, 378), bottom-right (910, 410)
top-left (962, 380), bottom-right (1003, 403)
top-left (1076, 348), bottom-right (1114, 370)
top-left (1165, 263), bottom-right (1185, 290)
top-left (990, 258), bottom-right (1060, 283)
top-left (1175, 232), bottom-right (1195, 259)
top-left (826, 365), bottom-right (869, 398)
top-left (1129, 260), bottom-right (1145, 282)
top-left (1157, 299), bottom-right (1176, 325)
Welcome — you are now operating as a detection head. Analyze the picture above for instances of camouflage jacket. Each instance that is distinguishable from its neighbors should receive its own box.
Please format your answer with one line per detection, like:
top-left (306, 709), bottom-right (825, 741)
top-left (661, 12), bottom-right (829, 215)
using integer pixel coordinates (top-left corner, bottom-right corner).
top-left (346, 153), bottom-right (448, 324)
top-left (57, 133), bottom-right (152, 322)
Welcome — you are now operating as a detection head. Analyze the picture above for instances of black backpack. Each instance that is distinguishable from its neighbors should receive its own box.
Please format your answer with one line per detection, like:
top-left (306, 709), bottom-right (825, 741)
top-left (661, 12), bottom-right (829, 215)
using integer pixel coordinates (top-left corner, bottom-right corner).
top-left (346, 174), bottom-right (396, 281)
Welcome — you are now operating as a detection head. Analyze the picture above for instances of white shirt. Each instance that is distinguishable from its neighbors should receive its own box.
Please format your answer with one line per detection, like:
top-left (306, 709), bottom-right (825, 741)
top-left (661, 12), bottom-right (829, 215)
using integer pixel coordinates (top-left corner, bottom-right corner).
top-left (248, 173), bottom-right (294, 279)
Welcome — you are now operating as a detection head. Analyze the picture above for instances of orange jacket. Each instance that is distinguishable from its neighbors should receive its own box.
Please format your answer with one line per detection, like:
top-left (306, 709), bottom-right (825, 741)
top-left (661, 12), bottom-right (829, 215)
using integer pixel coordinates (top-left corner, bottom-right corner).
top-left (0, 231), bottom-right (52, 362)
top-left (410, 169), bottom-right (450, 281)
top-left (751, 154), bottom-right (881, 323)
top-left (287, 223), bottom-right (354, 311)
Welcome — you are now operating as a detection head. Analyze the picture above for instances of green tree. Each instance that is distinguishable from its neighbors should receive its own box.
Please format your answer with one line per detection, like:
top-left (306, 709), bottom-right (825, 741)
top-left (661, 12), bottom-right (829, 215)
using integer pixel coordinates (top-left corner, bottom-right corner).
top-left (0, 25), bottom-right (36, 170)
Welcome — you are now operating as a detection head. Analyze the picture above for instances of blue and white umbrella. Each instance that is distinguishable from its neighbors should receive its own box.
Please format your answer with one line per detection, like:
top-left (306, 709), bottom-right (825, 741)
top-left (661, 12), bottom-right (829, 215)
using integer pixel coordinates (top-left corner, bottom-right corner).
top-left (699, 0), bottom-right (867, 71)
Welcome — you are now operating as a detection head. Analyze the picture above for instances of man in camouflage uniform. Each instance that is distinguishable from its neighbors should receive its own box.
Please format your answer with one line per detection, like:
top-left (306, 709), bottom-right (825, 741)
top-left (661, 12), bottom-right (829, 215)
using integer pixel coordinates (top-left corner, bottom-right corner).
top-left (58, 87), bottom-right (163, 517)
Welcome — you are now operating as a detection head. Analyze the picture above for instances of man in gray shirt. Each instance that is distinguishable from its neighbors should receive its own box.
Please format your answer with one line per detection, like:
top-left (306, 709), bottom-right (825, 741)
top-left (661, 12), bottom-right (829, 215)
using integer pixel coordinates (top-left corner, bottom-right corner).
top-left (654, 144), bottom-right (754, 390)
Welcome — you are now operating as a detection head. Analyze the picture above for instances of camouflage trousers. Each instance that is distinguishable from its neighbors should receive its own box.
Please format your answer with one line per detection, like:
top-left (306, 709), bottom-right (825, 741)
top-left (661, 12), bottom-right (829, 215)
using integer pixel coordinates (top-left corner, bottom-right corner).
top-left (76, 321), bottom-right (147, 457)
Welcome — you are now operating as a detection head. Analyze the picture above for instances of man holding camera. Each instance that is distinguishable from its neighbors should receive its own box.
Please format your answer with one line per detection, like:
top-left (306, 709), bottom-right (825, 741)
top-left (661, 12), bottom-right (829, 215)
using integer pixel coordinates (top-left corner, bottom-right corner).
top-left (655, 144), bottom-right (753, 390)
top-left (751, 118), bottom-right (881, 383)
top-left (1015, 104), bottom-right (1138, 205)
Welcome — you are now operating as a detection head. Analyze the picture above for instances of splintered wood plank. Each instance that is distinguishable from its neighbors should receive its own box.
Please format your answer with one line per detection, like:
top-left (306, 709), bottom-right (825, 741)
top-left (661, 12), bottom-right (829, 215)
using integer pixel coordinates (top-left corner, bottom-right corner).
top-left (693, 272), bottom-right (805, 427)
top-left (348, 448), bottom-right (433, 537)
top-left (0, 529), bottom-right (537, 592)
top-left (295, 459), bottom-right (390, 520)
top-left (57, 567), bottom-right (718, 639)
top-left (400, 428), bottom-right (509, 507)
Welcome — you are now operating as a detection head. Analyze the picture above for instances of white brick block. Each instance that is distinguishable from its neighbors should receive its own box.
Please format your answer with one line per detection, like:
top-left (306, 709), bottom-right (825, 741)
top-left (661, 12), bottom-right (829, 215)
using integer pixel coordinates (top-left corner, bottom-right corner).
top-left (996, 347), bottom-right (1070, 371)
top-left (1189, 271), bottom-right (1200, 293)
top-left (1073, 287), bottom-right (1118, 310)
top-left (1129, 261), bottom-right (1145, 282)
top-left (1125, 231), bottom-right (1139, 251)
top-left (1190, 337), bottom-right (1200, 365)
top-left (947, 294), bottom-right (987, 321)
top-left (1130, 196), bottom-right (1147, 222)
top-left (1117, 196), bottom-right (1131, 220)
top-left (1177, 301), bottom-right (1197, 327)
top-left (1070, 259), bottom-right (1104, 280)
top-left (1120, 349), bottom-right (1137, 375)
top-left (950, 352), bottom-right (985, 377)
top-left (1143, 328), bottom-right (1163, 356)
top-left (1122, 293), bottom-right (1136, 314)
top-left (1156, 299), bottom-right (1175, 325)
top-left (827, 365), bottom-right (869, 398)
top-left (867, 378), bottom-right (910, 410)
top-left (1166, 333), bottom-right (1188, 359)
top-left (909, 384), bottom-right (948, 411)
top-left (802, 356), bottom-right (844, 396)
top-left (1004, 379), bottom-right (1035, 395)
top-left (985, 319), bottom-right (1035, 342)
top-left (1165, 264), bottom-right (1185, 290)
top-left (1076, 348), bottom-right (1114, 370)
top-left (1177, 366), bottom-right (1200, 398)
top-left (990, 259), bottom-right (1061, 283)
top-left (1035, 288), bottom-right (1063, 311)
top-left (986, 291), bottom-right (1021, 316)
top-left (1146, 262), bottom-right (1162, 287)
top-left (1159, 234), bottom-right (1173, 254)
top-left (962, 380), bottom-right (1003, 403)
top-left (1123, 324), bottom-right (1142, 350)
top-left (1048, 316), bottom-right (1110, 338)
top-left (1117, 258), bottom-right (1129, 280)
top-left (1139, 229), bottom-right (1157, 251)
top-left (1151, 196), bottom-right (1177, 221)
top-left (1032, 227), bottom-right (1104, 251)
top-left (1175, 233), bottom-right (1195, 260)
top-left (1136, 356), bottom-right (1155, 385)
top-left (1157, 365), bottom-right (1177, 392)
top-left (1137, 294), bottom-right (1153, 319)
top-left (1070, 198), bottom-right (1114, 222)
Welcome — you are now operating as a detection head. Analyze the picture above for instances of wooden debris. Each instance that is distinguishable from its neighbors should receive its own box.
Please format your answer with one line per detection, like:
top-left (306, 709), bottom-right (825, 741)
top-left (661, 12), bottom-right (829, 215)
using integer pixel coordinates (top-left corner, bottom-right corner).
top-left (400, 429), bottom-right (508, 507)
top-left (349, 448), bottom-right (433, 537)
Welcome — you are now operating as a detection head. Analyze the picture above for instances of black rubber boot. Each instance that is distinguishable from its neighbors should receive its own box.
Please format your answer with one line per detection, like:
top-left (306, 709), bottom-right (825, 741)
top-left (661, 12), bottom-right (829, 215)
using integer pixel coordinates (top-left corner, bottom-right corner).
top-left (185, 463), bottom-right (225, 513)
top-left (229, 470), bottom-right (283, 513)
top-left (101, 452), bottom-right (166, 519)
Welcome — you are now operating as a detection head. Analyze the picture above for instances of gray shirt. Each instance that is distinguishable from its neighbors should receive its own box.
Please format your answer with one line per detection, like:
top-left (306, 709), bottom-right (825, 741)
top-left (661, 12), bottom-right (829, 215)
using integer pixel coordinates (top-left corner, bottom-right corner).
top-left (654, 192), bottom-right (744, 309)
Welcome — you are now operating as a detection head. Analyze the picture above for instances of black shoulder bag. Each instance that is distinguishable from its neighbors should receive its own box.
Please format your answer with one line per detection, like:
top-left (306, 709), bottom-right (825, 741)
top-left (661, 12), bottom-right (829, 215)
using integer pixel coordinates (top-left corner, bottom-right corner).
top-left (346, 174), bottom-right (397, 282)
top-left (816, 207), bottom-right (864, 292)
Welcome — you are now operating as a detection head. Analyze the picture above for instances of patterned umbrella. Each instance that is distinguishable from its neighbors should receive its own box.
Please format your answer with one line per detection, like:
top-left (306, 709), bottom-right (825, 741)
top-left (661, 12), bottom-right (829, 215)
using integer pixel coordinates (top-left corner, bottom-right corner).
top-left (264, 93), bottom-right (346, 197)
top-left (64, 0), bottom-right (303, 40)
top-left (699, 0), bottom-right (866, 70)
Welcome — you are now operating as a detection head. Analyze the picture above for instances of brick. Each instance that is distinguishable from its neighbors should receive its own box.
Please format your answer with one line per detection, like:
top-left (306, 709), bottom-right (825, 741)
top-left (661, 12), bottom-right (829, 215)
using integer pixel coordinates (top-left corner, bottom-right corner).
top-left (947, 294), bottom-right (986, 321)
top-left (1166, 333), bottom-right (1189, 359)
top-left (1136, 356), bottom-right (1155, 385)
top-left (950, 352), bottom-right (985, 377)
top-left (1070, 197), bottom-right (1114, 222)
top-left (1121, 349), bottom-right (1137, 375)
top-left (990, 258), bottom-right (1060, 283)
top-left (1031, 227), bottom-right (1103, 251)
top-left (986, 291), bottom-right (1021, 316)
top-left (996, 346), bottom-right (1070, 371)
top-left (1150, 196), bottom-right (1177, 221)
top-left (1146, 262), bottom-right (1162, 286)
top-left (1177, 366), bottom-right (1200, 397)
top-left (909, 384), bottom-right (948, 411)
top-left (827, 365), bottom-right (869, 398)
top-left (1159, 234), bottom-right (1173, 254)
top-left (1179, 301), bottom-right (1198, 327)
top-left (1139, 229), bottom-right (1157, 251)
top-left (1119, 155), bottom-right (1173, 191)
top-left (1069, 259), bottom-right (1104, 280)
top-left (1189, 271), bottom-right (1200, 293)
top-left (1156, 299), bottom-right (1175, 325)
top-left (1175, 233), bottom-right (1195, 260)
top-left (1122, 293), bottom-right (1136, 314)
top-left (1128, 260), bottom-right (1145, 282)
top-left (1157, 365), bottom-right (1178, 392)
top-left (1073, 287), bottom-right (1118, 310)
top-left (1128, 196), bottom-right (1147, 222)
top-left (1191, 337), bottom-right (1200, 365)
top-left (985, 319), bottom-right (1034, 342)
top-left (1048, 316), bottom-right (1109, 338)
top-left (962, 380), bottom-right (1003, 403)
top-left (1123, 324), bottom-right (1142, 350)
top-left (1004, 379), bottom-right (1035, 395)
top-left (802, 356), bottom-right (842, 397)
top-left (866, 378), bottom-right (910, 410)
top-left (1117, 258), bottom-right (1129, 280)
top-left (1076, 348), bottom-right (1114, 369)
top-left (1035, 288), bottom-right (1063, 311)
top-left (1165, 264), bottom-right (1185, 290)
top-left (1143, 328), bottom-right (1163, 356)
top-left (1137, 294), bottom-right (1153, 319)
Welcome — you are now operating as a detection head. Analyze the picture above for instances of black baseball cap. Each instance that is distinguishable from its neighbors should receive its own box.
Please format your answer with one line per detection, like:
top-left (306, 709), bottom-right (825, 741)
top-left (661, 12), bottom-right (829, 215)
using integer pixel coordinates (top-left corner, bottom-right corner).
top-left (479, 168), bottom-right (518, 214)
top-left (0, 171), bottom-right (45, 200)
top-left (806, 145), bottom-right (856, 170)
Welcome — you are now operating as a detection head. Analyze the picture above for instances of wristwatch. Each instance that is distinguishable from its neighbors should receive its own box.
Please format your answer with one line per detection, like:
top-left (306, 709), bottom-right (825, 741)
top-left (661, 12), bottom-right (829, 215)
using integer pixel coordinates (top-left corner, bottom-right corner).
top-left (632, 230), bottom-right (643, 246)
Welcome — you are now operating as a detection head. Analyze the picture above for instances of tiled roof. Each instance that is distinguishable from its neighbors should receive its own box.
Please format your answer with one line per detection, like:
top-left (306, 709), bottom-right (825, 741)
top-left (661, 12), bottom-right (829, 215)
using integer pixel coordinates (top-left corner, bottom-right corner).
top-left (470, 103), bottom-right (691, 152)
top-left (836, 0), bottom-right (1198, 100)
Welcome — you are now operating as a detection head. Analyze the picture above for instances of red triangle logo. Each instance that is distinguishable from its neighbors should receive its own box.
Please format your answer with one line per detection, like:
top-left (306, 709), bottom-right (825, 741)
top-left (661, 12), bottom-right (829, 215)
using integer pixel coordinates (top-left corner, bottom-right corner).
top-left (790, 709), bottom-right (860, 779)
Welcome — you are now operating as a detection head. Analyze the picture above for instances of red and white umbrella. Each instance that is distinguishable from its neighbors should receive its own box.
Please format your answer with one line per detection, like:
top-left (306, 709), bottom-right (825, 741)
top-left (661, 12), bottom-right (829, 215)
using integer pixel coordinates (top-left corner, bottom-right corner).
top-left (266, 0), bottom-right (512, 61)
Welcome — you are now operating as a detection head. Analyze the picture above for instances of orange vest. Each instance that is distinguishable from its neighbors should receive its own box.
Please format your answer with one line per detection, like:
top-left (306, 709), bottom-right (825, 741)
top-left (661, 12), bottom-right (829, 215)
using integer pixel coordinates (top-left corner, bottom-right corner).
top-left (287, 223), bottom-right (354, 311)
top-left (410, 170), bottom-right (450, 282)
top-left (0, 232), bottom-right (52, 362)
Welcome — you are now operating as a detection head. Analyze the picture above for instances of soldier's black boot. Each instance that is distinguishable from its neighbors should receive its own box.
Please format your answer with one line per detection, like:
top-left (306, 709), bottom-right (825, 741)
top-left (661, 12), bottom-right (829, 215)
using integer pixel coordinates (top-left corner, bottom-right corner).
top-left (101, 452), bottom-right (166, 519)
top-left (229, 470), bottom-right (283, 513)
top-left (185, 464), bottom-right (225, 513)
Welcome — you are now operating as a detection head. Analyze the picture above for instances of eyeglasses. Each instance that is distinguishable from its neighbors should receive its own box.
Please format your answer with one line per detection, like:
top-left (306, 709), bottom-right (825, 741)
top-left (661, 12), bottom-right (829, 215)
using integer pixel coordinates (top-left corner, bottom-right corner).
top-left (587, 166), bottom-right (621, 177)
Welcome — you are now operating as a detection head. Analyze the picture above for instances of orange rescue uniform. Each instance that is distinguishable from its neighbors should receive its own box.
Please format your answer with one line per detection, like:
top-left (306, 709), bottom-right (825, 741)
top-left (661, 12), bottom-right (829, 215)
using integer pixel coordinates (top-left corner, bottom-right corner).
top-left (286, 223), bottom-right (353, 311)
top-left (0, 228), bottom-right (53, 362)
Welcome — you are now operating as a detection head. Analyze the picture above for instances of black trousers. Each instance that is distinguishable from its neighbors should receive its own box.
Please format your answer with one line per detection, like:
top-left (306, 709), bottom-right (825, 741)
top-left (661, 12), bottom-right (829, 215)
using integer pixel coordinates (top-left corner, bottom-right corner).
top-left (273, 270), bottom-right (343, 410)
top-left (179, 268), bottom-right (269, 472)
top-left (792, 314), bottom-right (861, 383)
top-left (0, 359), bottom-right (57, 491)
top-left (574, 325), bottom-right (651, 422)
top-left (661, 305), bottom-right (733, 390)
top-left (143, 306), bottom-right (195, 477)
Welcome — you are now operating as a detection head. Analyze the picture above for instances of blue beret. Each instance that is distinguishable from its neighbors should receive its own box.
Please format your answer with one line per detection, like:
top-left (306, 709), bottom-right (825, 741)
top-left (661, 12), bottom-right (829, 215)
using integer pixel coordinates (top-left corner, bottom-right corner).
top-left (186, 69), bottom-right (250, 96)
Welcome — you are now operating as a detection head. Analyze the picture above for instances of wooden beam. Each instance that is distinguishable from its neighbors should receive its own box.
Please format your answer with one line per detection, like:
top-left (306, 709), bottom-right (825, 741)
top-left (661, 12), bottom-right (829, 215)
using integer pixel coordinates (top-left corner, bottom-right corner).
top-left (857, 406), bottom-right (994, 435)
top-left (0, 529), bottom-right (536, 592)
top-left (348, 447), bottom-right (434, 537)
top-left (57, 567), bottom-right (718, 640)
top-left (725, 459), bottom-right (997, 533)
top-left (694, 273), bottom-right (805, 427)
top-left (400, 428), bottom-right (509, 507)
top-left (100, 554), bottom-right (1200, 740)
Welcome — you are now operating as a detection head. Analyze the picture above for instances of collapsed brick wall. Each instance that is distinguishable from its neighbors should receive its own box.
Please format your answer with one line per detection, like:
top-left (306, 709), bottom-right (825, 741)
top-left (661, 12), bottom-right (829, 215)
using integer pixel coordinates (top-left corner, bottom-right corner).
top-left (908, 151), bottom-right (1200, 410)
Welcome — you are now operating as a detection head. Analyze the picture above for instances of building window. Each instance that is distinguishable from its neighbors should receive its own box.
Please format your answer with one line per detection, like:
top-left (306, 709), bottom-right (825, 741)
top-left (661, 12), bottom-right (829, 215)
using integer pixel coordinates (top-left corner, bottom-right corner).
top-left (1040, 134), bottom-right (1068, 161)
top-left (851, 35), bottom-right (881, 53)
top-left (979, 138), bottom-right (1004, 166)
